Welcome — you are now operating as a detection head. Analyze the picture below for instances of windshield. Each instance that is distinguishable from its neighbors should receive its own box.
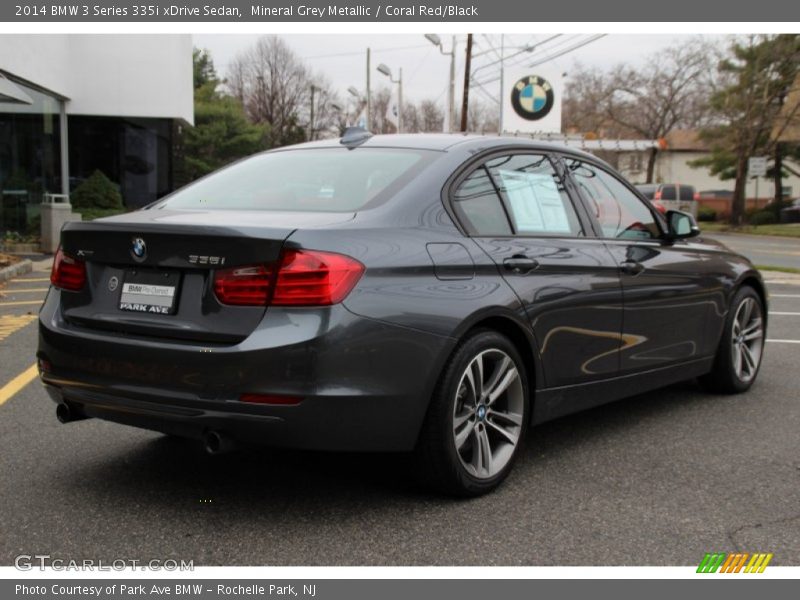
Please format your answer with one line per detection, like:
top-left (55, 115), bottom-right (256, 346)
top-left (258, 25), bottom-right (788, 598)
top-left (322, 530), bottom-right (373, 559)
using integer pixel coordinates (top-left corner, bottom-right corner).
top-left (155, 147), bottom-right (436, 212)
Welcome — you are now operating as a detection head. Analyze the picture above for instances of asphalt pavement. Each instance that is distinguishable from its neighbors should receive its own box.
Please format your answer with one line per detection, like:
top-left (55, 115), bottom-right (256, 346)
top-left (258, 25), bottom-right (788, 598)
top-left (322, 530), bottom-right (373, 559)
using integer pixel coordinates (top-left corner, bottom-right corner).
top-left (704, 232), bottom-right (800, 270)
top-left (0, 254), bottom-right (799, 566)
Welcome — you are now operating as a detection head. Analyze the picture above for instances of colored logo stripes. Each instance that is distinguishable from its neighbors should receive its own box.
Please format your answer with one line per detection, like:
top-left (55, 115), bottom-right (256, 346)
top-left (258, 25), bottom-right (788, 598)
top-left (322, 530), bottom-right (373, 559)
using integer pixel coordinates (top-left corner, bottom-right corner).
top-left (697, 552), bottom-right (773, 573)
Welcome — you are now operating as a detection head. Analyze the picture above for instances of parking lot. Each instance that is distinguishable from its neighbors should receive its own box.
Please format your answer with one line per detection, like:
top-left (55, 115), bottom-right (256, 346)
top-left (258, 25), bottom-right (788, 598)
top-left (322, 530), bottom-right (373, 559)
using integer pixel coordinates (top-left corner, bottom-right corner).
top-left (1, 252), bottom-right (799, 566)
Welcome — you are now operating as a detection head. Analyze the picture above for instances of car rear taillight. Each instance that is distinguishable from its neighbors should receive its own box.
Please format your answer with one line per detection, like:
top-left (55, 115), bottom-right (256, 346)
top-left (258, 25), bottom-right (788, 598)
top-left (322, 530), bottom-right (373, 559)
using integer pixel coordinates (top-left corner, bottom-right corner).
top-left (272, 249), bottom-right (364, 306)
top-left (213, 264), bottom-right (273, 306)
top-left (654, 190), bottom-right (662, 200)
top-left (213, 249), bottom-right (364, 307)
top-left (50, 247), bottom-right (86, 291)
top-left (693, 192), bottom-right (700, 201)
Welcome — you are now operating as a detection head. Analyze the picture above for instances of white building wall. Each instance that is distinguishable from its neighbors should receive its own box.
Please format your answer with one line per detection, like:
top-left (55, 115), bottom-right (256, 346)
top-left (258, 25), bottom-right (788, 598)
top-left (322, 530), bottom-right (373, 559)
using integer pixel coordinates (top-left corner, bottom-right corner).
top-left (0, 34), bottom-right (193, 124)
top-left (619, 151), bottom-right (800, 199)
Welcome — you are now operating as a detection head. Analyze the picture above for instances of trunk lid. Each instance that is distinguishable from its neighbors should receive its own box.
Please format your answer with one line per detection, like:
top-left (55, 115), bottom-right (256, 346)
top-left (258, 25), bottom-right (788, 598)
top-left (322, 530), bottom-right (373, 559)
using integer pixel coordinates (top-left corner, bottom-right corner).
top-left (57, 209), bottom-right (354, 343)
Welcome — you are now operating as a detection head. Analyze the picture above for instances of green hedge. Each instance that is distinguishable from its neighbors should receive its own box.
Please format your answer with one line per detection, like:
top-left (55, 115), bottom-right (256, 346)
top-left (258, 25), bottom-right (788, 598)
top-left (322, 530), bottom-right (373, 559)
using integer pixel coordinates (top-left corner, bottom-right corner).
top-left (71, 170), bottom-right (124, 210)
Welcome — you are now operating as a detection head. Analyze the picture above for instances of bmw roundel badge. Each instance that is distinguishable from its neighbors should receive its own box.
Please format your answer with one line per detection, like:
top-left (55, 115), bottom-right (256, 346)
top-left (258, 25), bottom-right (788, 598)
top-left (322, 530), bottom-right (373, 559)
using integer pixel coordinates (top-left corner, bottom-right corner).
top-left (131, 237), bottom-right (147, 262)
top-left (511, 75), bottom-right (555, 121)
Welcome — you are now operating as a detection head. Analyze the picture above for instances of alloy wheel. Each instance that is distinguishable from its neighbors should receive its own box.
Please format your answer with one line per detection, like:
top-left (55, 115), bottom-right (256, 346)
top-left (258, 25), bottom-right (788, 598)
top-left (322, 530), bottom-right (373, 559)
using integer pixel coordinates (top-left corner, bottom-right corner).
top-left (730, 296), bottom-right (764, 383)
top-left (452, 349), bottom-right (525, 479)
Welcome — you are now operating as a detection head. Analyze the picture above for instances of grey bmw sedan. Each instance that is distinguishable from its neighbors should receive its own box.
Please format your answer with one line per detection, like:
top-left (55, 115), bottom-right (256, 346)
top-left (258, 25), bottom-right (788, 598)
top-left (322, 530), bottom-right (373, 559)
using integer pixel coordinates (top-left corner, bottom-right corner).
top-left (38, 132), bottom-right (766, 496)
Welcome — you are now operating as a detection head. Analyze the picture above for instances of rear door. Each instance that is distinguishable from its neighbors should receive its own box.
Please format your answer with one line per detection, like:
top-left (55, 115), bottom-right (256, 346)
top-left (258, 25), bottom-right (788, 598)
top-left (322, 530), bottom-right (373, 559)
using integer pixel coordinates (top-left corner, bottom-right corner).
top-left (566, 160), bottom-right (712, 374)
top-left (450, 151), bottom-right (623, 388)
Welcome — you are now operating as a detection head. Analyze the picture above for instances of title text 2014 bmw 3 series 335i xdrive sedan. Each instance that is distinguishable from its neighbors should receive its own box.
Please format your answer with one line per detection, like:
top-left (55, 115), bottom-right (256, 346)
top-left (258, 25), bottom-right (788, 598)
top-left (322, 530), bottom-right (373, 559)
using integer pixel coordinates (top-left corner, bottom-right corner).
top-left (38, 132), bottom-right (767, 496)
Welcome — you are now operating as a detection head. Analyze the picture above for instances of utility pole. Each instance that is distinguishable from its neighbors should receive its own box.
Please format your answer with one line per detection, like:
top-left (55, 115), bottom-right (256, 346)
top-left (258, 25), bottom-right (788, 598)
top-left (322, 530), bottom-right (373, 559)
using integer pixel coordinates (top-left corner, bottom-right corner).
top-left (309, 85), bottom-right (316, 141)
top-left (366, 47), bottom-right (371, 130)
top-left (460, 33), bottom-right (473, 132)
top-left (398, 67), bottom-right (403, 134)
top-left (498, 34), bottom-right (504, 134)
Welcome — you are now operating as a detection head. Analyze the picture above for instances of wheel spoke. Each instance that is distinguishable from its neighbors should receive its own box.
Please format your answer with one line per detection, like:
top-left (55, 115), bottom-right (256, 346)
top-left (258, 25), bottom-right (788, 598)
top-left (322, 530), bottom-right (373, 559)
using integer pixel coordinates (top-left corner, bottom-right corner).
top-left (486, 418), bottom-right (518, 445)
top-left (738, 298), bottom-right (750, 326)
top-left (454, 419), bottom-right (473, 450)
top-left (471, 354), bottom-right (485, 400)
top-left (474, 428), bottom-right (492, 475)
top-left (487, 367), bottom-right (519, 405)
top-left (482, 356), bottom-right (510, 398)
top-left (453, 409), bottom-right (474, 430)
top-left (488, 409), bottom-right (523, 426)
top-left (733, 343), bottom-right (743, 376)
top-left (742, 318), bottom-right (762, 340)
top-left (741, 343), bottom-right (757, 375)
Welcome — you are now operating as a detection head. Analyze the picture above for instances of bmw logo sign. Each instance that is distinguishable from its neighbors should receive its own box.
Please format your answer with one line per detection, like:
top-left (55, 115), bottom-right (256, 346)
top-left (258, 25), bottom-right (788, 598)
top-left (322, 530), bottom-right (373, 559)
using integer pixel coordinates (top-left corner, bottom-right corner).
top-left (511, 75), bottom-right (555, 121)
top-left (131, 237), bottom-right (147, 262)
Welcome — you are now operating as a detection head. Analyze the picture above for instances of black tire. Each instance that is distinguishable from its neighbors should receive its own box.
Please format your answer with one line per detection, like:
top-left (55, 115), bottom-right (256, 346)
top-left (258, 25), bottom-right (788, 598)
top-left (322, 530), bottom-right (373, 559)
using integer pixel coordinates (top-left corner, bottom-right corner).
top-left (415, 329), bottom-right (530, 497)
top-left (699, 286), bottom-right (765, 394)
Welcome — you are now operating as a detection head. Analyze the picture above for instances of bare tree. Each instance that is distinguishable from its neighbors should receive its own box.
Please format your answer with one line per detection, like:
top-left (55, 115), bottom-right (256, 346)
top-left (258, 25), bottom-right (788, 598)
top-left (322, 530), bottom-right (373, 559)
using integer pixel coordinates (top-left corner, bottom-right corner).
top-left (227, 36), bottom-right (310, 147)
top-left (564, 40), bottom-right (718, 182)
top-left (419, 100), bottom-right (444, 132)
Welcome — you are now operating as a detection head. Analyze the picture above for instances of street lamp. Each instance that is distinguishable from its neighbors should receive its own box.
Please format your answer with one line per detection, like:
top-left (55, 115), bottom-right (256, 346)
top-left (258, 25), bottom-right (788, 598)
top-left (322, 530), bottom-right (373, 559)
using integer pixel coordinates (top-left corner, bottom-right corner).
top-left (376, 63), bottom-right (403, 134)
top-left (425, 33), bottom-right (456, 133)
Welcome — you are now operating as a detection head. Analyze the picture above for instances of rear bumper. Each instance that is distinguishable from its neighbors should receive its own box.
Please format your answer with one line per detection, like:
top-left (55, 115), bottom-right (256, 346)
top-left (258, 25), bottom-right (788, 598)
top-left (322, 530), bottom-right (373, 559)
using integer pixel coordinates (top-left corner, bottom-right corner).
top-left (38, 290), bottom-right (455, 452)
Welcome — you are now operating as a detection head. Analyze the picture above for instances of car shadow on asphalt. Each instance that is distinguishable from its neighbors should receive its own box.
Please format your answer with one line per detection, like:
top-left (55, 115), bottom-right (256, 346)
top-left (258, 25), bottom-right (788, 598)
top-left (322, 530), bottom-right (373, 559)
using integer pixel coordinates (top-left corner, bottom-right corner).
top-left (62, 378), bottom-right (726, 509)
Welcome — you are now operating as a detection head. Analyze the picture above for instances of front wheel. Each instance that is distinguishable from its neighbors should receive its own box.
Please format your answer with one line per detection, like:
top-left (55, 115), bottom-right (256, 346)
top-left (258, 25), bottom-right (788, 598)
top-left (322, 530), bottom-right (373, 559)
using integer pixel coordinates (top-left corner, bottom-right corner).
top-left (700, 286), bottom-right (765, 393)
top-left (415, 330), bottom-right (530, 497)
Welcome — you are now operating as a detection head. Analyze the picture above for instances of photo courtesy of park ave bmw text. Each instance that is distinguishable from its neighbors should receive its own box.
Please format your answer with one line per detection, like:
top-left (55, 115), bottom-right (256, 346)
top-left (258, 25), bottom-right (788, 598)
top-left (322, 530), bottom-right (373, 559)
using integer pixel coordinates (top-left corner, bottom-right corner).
top-left (0, 0), bottom-right (799, 596)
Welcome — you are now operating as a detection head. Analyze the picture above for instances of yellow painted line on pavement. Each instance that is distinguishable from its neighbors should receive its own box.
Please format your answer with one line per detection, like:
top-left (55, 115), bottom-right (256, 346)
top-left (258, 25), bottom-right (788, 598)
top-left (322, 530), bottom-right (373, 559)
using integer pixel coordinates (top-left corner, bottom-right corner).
top-left (11, 277), bottom-right (50, 283)
top-left (0, 300), bottom-right (43, 307)
top-left (0, 363), bottom-right (39, 406)
top-left (0, 314), bottom-right (38, 341)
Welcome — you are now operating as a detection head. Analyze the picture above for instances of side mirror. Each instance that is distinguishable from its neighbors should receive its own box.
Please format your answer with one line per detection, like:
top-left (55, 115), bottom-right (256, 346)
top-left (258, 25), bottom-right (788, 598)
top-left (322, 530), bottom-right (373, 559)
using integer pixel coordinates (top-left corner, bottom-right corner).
top-left (666, 210), bottom-right (700, 240)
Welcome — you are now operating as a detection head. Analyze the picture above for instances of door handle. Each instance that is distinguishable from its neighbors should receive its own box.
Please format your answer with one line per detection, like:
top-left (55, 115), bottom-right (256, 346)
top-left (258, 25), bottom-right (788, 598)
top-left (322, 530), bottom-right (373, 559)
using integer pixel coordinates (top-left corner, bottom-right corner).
top-left (503, 255), bottom-right (539, 274)
top-left (620, 260), bottom-right (645, 276)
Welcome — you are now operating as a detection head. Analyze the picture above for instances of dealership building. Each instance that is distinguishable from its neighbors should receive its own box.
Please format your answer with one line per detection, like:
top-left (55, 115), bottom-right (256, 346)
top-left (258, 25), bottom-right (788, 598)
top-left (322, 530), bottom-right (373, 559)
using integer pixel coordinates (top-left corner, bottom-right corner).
top-left (0, 34), bottom-right (193, 234)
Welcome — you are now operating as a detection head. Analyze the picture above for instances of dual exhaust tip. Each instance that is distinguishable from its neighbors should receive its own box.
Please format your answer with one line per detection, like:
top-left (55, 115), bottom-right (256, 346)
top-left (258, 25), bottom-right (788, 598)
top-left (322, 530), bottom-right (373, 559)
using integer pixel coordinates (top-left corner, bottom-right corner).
top-left (56, 403), bottom-right (236, 455)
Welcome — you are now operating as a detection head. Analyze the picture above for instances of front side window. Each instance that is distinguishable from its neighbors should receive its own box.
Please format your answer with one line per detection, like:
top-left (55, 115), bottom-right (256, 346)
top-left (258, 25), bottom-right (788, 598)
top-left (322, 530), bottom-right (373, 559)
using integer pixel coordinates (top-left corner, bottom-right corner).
top-left (568, 160), bottom-right (661, 240)
top-left (156, 148), bottom-right (436, 212)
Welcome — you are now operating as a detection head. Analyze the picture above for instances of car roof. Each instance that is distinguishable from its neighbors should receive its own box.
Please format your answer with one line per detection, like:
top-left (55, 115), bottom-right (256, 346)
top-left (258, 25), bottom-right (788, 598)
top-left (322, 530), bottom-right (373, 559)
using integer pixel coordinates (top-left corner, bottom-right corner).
top-left (287, 133), bottom-right (603, 161)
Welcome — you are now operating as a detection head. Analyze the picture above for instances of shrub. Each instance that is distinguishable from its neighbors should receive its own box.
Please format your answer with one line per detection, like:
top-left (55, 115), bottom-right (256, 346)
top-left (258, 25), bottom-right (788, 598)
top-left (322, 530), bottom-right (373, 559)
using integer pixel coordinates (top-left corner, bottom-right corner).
top-left (697, 206), bottom-right (717, 222)
top-left (70, 170), bottom-right (124, 210)
top-left (749, 210), bottom-right (778, 226)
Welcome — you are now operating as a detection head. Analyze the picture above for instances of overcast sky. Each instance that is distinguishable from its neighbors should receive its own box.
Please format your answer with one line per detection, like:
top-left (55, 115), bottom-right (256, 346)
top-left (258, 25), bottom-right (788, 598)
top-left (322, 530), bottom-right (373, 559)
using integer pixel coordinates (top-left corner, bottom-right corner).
top-left (193, 33), bottom-right (727, 107)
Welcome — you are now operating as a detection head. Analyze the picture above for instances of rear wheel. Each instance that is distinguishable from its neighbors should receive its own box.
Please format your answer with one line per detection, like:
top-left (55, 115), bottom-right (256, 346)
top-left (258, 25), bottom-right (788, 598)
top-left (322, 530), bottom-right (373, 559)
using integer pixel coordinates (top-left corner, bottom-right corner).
top-left (700, 286), bottom-right (765, 393)
top-left (416, 330), bottom-right (530, 496)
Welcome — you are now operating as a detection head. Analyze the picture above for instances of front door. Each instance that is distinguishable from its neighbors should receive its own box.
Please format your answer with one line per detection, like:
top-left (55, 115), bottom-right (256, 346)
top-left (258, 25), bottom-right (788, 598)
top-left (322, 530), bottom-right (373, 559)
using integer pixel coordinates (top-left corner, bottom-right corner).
top-left (566, 159), bottom-right (711, 374)
top-left (450, 152), bottom-right (623, 388)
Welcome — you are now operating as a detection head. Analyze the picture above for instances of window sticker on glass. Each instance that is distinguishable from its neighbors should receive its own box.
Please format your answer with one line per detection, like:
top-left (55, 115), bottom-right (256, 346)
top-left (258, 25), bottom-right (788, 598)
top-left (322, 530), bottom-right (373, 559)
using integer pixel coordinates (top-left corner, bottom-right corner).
top-left (497, 170), bottom-right (571, 233)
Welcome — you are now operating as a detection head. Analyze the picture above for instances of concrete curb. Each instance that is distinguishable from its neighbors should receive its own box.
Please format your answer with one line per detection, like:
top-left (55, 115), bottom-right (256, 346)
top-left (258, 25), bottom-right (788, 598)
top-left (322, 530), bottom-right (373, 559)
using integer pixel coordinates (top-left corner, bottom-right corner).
top-left (0, 259), bottom-right (33, 284)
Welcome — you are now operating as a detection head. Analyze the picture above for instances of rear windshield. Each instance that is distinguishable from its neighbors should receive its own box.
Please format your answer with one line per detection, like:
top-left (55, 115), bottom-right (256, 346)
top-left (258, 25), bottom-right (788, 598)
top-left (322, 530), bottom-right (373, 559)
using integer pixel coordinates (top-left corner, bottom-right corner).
top-left (155, 147), bottom-right (436, 212)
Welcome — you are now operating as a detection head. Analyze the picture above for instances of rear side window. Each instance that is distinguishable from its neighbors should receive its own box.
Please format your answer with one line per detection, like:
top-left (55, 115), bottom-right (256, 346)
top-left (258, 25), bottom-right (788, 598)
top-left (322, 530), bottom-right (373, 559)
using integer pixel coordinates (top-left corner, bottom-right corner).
top-left (679, 185), bottom-right (695, 200)
top-left (452, 153), bottom-right (584, 237)
top-left (660, 185), bottom-right (677, 200)
top-left (452, 167), bottom-right (513, 236)
top-left (485, 154), bottom-right (583, 237)
top-left (156, 148), bottom-right (436, 212)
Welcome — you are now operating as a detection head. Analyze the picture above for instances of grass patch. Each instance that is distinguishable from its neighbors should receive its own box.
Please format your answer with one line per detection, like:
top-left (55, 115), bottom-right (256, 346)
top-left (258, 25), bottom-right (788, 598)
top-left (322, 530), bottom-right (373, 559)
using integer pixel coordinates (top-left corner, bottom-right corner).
top-left (755, 264), bottom-right (800, 274)
top-left (700, 222), bottom-right (800, 238)
top-left (0, 253), bottom-right (21, 268)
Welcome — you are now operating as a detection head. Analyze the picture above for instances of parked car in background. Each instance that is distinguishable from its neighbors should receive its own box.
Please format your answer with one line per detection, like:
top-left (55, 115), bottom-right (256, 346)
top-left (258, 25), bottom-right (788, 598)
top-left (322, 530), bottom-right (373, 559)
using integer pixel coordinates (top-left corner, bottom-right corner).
top-left (636, 183), bottom-right (698, 217)
top-left (780, 198), bottom-right (800, 223)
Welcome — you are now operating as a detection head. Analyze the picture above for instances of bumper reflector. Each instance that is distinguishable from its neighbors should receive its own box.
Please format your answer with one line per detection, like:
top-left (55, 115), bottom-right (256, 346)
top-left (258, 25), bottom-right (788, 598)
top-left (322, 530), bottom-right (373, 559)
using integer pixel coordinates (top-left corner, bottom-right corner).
top-left (239, 393), bottom-right (302, 406)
